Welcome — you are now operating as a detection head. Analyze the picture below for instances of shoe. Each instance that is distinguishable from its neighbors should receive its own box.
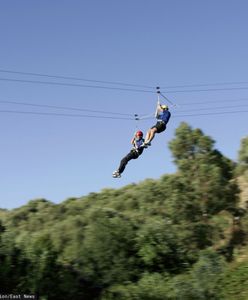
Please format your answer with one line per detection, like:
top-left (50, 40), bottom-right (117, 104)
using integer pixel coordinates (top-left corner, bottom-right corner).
top-left (145, 141), bottom-right (151, 146)
top-left (112, 171), bottom-right (121, 178)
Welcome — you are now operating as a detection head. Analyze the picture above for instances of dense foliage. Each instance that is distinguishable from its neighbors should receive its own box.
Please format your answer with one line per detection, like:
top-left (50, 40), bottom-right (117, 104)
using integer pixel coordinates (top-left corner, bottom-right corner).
top-left (0, 123), bottom-right (247, 299)
top-left (237, 136), bottom-right (248, 178)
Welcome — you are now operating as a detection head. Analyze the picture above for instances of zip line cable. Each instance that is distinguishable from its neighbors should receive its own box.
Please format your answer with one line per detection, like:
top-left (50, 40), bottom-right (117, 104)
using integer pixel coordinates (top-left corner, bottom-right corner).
top-left (0, 98), bottom-right (165, 121)
top-left (0, 110), bottom-right (134, 120)
top-left (0, 78), bottom-right (154, 94)
top-left (1, 68), bottom-right (248, 91)
top-left (137, 87), bottom-right (163, 120)
top-left (1, 69), bottom-right (248, 119)
top-left (0, 69), bottom-right (154, 89)
top-left (161, 86), bottom-right (248, 94)
top-left (160, 81), bottom-right (248, 89)
top-left (0, 100), bottom-right (134, 116)
top-left (159, 90), bottom-right (177, 107)
top-left (1, 76), bottom-right (248, 94)
top-left (173, 110), bottom-right (248, 118)
top-left (1, 98), bottom-right (248, 120)
top-left (135, 109), bottom-right (248, 120)
top-left (0, 99), bottom-right (158, 121)
top-left (0, 108), bottom-right (248, 120)
top-left (176, 103), bottom-right (248, 113)
top-left (180, 97), bottom-right (248, 106)
top-left (138, 112), bottom-right (154, 120)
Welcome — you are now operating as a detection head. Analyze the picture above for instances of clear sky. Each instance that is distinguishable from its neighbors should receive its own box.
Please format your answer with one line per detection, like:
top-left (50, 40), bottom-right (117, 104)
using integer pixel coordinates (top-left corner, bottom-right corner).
top-left (0, 0), bottom-right (247, 209)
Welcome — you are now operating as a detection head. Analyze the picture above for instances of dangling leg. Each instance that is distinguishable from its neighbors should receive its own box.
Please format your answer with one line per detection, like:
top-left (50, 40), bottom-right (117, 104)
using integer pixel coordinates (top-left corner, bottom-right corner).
top-left (144, 129), bottom-right (152, 144)
top-left (113, 151), bottom-right (138, 178)
top-left (145, 127), bottom-right (157, 145)
top-left (118, 154), bottom-right (131, 174)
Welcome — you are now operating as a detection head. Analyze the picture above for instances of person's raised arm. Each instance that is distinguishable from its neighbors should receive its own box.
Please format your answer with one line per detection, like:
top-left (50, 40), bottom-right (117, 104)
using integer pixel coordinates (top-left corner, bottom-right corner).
top-left (155, 99), bottom-right (163, 118)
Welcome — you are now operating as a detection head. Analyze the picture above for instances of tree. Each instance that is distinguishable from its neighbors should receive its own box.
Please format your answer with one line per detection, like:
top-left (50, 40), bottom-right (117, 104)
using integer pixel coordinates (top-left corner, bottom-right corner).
top-left (171, 249), bottom-right (226, 300)
top-left (135, 218), bottom-right (190, 274)
top-left (169, 122), bottom-right (238, 216)
top-left (102, 273), bottom-right (172, 300)
top-left (78, 208), bottom-right (138, 287)
top-left (237, 136), bottom-right (248, 177)
top-left (190, 249), bottom-right (226, 299)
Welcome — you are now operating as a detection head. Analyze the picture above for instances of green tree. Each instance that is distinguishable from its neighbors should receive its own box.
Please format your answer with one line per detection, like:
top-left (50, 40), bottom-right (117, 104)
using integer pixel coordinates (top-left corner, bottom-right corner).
top-left (78, 208), bottom-right (138, 287)
top-left (102, 273), bottom-right (172, 300)
top-left (171, 250), bottom-right (226, 300)
top-left (171, 274), bottom-right (200, 300)
top-left (237, 136), bottom-right (248, 177)
top-left (169, 122), bottom-right (238, 216)
top-left (135, 218), bottom-right (190, 274)
top-left (190, 249), bottom-right (226, 299)
top-left (221, 261), bottom-right (248, 300)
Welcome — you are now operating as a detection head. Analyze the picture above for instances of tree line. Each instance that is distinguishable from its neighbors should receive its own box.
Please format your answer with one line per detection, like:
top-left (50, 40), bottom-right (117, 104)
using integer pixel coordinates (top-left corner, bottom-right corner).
top-left (0, 122), bottom-right (248, 299)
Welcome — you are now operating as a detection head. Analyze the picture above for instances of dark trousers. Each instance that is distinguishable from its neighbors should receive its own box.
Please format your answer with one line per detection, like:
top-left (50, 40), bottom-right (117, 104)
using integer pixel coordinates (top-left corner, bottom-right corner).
top-left (118, 150), bottom-right (140, 174)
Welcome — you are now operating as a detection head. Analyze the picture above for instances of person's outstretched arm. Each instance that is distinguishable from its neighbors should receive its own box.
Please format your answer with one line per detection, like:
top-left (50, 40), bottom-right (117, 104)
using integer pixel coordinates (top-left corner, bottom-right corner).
top-left (155, 100), bottom-right (163, 118)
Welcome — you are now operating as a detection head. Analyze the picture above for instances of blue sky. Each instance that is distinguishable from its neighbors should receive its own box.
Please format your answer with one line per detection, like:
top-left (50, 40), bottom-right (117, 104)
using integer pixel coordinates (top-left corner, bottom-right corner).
top-left (0, 0), bottom-right (247, 209)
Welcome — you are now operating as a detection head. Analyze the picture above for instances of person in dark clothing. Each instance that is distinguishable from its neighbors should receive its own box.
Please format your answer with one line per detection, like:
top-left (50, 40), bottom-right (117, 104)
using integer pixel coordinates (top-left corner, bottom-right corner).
top-left (112, 130), bottom-right (145, 178)
top-left (142, 102), bottom-right (171, 147)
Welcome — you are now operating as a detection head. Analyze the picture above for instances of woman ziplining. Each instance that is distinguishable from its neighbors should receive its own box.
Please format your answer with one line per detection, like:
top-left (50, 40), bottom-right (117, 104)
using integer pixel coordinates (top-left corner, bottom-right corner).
top-left (112, 130), bottom-right (146, 178)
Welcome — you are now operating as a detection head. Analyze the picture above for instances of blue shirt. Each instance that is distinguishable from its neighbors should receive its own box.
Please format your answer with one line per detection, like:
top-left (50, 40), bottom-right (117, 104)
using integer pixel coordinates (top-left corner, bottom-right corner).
top-left (157, 110), bottom-right (171, 124)
top-left (134, 137), bottom-right (144, 149)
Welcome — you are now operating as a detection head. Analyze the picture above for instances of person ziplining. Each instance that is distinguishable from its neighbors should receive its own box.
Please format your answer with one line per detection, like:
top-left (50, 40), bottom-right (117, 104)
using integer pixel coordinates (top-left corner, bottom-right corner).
top-left (142, 100), bottom-right (171, 148)
top-left (112, 130), bottom-right (145, 178)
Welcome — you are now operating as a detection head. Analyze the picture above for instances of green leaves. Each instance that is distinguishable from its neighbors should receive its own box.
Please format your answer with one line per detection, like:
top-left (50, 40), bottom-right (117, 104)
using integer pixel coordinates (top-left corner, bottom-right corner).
top-left (237, 136), bottom-right (248, 177)
top-left (169, 122), bottom-right (238, 216)
top-left (0, 122), bottom-right (245, 299)
top-left (169, 122), bottom-right (214, 164)
top-left (135, 219), bottom-right (189, 273)
top-left (78, 208), bottom-right (138, 286)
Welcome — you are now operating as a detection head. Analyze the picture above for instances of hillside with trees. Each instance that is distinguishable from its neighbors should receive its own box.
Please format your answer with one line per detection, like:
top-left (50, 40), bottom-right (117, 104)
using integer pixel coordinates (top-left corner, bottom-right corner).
top-left (0, 122), bottom-right (248, 300)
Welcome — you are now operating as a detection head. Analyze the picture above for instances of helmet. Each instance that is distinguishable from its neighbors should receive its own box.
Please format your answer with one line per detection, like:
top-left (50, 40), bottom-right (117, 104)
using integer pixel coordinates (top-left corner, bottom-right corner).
top-left (136, 130), bottom-right (143, 137)
top-left (161, 104), bottom-right (168, 110)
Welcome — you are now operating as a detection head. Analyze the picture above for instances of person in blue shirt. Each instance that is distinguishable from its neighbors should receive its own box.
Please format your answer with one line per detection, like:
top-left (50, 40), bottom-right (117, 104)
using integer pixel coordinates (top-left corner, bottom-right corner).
top-left (142, 102), bottom-right (171, 147)
top-left (113, 130), bottom-right (145, 178)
